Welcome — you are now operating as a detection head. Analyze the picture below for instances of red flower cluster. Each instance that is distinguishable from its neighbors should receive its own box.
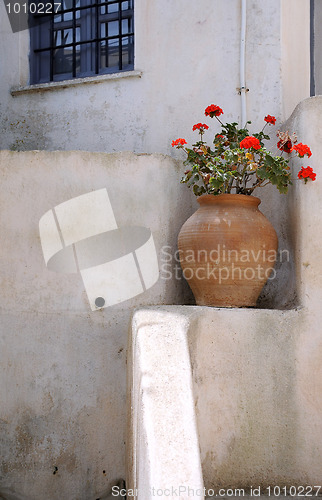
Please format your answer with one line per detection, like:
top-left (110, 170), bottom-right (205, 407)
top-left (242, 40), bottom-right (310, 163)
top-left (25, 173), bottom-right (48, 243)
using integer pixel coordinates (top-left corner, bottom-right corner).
top-left (277, 140), bottom-right (292, 153)
top-left (192, 123), bottom-right (209, 131)
top-left (172, 138), bottom-right (187, 147)
top-left (292, 143), bottom-right (312, 158)
top-left (240, 136), bottom-right (261, 150)
top-left (204, 104), bottom-right (223, 118)
top-left (215, 134), bottom-right (224, 139)
top-left (264, 115), bottom-right (276, 125)
top-left (298, 166), bottom-right (316, 181)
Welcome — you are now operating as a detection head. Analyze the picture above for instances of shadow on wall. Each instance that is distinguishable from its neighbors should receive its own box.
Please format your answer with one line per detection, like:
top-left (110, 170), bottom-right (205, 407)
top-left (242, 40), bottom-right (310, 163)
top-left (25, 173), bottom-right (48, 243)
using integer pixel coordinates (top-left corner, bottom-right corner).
top-left (255, 185), bottom-right (297, 310)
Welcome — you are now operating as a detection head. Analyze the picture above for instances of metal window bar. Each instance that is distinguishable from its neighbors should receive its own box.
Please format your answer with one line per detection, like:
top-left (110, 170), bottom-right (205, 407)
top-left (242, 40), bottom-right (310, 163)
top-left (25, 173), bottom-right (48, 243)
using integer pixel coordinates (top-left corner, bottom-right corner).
top-left (118, 0), bottom-right (122, 70)
top-left (33, 0), bottom-right (134, 81)
top-left (72, 0), bottom-right (76, 77)
top-left (34, 31), bottom-right (133, 52)
top-left (95, 0), bottom-right (99, 73)
top-left (50, 0), bottom-right (55, 80)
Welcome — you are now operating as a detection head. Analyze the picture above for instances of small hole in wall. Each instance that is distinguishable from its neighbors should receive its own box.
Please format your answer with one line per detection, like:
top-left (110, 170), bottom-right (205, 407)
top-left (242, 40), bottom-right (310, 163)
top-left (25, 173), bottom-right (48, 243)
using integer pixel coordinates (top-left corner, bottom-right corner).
top-left (95, 297), bottom-right (105, 308)
top-left (53, 466), bottom-right (58, 475)
top-left (102, 470), bottom-right (106, 475)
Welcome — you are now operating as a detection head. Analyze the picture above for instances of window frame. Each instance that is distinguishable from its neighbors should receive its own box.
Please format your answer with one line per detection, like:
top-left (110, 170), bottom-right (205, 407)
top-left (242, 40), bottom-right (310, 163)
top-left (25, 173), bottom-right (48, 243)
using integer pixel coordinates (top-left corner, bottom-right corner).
top-left (29, 0), bottom-right (134, 84)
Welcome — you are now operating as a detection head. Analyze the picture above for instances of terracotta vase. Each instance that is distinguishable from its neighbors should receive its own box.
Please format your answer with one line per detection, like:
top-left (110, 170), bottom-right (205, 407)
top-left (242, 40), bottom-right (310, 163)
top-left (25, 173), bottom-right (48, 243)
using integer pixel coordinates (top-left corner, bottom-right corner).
top-left (178, 194), bottom-right (278, 307)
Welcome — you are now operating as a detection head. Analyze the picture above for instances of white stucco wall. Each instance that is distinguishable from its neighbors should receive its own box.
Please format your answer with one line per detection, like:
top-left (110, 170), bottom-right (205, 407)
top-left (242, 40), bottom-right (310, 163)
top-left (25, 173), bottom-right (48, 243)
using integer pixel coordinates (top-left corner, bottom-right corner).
top-left (281, 0), bottom-right (310, 118)
top-left (0, 1), bottom-right (315, 498)
top-left (0, 0), bottom-right (312, 310)
top-left (0, 145), bottom-right (309, 499)
top-left (0, 0), bottom-right (310, 154)
top-left (0, 151), bottom-right (196, 500)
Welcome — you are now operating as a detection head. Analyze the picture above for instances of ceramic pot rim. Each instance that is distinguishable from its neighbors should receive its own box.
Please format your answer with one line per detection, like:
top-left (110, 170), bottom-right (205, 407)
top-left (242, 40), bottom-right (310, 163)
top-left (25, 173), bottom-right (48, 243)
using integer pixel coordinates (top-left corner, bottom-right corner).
top-left (197, 193), bottom-right (261, 207)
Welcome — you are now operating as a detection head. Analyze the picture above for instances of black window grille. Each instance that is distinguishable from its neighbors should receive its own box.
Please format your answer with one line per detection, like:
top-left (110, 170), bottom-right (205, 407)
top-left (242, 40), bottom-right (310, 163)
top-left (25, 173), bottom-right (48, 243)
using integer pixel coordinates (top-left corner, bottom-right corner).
top-left (29, 0), bottom-right (134, 84)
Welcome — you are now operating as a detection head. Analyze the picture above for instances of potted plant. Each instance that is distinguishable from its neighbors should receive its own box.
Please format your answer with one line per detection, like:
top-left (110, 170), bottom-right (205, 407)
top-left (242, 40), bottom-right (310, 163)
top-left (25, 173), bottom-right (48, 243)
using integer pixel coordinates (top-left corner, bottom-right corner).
top-left (172, 104), bottom-right (316, 307)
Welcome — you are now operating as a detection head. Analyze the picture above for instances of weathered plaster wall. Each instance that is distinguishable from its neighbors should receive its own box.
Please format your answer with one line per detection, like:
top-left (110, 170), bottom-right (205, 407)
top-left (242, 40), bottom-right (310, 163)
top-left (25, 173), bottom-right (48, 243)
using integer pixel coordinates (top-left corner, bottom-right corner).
top-left (0, 151), bottom-right (195, 500)
top-left (127, 97), bottom-right (322, 498)
top-left (0, 1), bottom-right (315, 497)
top-left (0, 0), bottom-right (310, 154)
top-left (191, 308), bottom-right (318, 490)
top-left (0, 0), bottom-right (311, 309)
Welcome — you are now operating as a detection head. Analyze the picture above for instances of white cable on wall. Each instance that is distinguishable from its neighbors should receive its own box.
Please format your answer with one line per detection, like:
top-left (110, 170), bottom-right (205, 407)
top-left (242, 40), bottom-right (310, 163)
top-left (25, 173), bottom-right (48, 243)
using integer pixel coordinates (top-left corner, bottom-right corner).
top-left (240, 0), bottom-right (247, 126)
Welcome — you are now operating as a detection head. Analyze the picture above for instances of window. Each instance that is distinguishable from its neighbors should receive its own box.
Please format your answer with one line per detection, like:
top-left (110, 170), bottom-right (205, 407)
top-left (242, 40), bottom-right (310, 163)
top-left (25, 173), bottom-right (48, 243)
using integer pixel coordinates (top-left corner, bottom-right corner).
top-left (29, 0), bottom-right (134, 84)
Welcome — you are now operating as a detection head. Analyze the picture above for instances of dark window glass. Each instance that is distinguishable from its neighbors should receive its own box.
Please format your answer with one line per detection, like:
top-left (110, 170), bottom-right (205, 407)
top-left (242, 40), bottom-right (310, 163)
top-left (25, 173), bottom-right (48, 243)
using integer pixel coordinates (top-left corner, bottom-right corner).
top-left (29, 0), bottom-right (134, 84)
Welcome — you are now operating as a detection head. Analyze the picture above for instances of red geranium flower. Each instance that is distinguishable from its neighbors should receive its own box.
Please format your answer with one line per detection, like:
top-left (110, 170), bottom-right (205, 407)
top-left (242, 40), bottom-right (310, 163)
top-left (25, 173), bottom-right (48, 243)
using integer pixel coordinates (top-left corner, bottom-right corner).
top-left (240, 136), bottom-right (261, 150)
top-left (171, 138), bottom-right (187, 147)
top-left (204, 104), bottom-right (223, 118)
top-left (277, 139), bottom-right (293, 153)
top-left (264, 115), bottom-right (276, 125)
top-left (192, 123), bottom-right (209, 131)
top-left (298, 166), bottom-right (316, 181)
top-left (291, 143), bottom-right (312, 158)
top-left (215, 134), bottom-right (224, 139)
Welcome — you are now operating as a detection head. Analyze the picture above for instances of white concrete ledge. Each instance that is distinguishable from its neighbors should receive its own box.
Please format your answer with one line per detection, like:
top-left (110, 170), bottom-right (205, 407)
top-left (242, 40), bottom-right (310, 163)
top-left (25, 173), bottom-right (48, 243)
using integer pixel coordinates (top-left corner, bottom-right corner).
top-left (127, 308), bottom-right (205, 500)
top-left (127, 303), bottom-right (322, 495)
top-left (10, 70), bottom-right (142, 96)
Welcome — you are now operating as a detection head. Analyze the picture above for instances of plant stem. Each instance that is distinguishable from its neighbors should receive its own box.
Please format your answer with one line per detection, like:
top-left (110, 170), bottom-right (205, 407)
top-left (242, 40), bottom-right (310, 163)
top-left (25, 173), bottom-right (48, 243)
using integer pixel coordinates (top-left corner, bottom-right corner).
top-left (261, 122), bottom-right (268, 133)
top-left (256, 180), bottom-right (271, 188)
top-left (215, 116), bottom-right (225, 127)
top-left (249, 178), bottom-right (271, 193)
